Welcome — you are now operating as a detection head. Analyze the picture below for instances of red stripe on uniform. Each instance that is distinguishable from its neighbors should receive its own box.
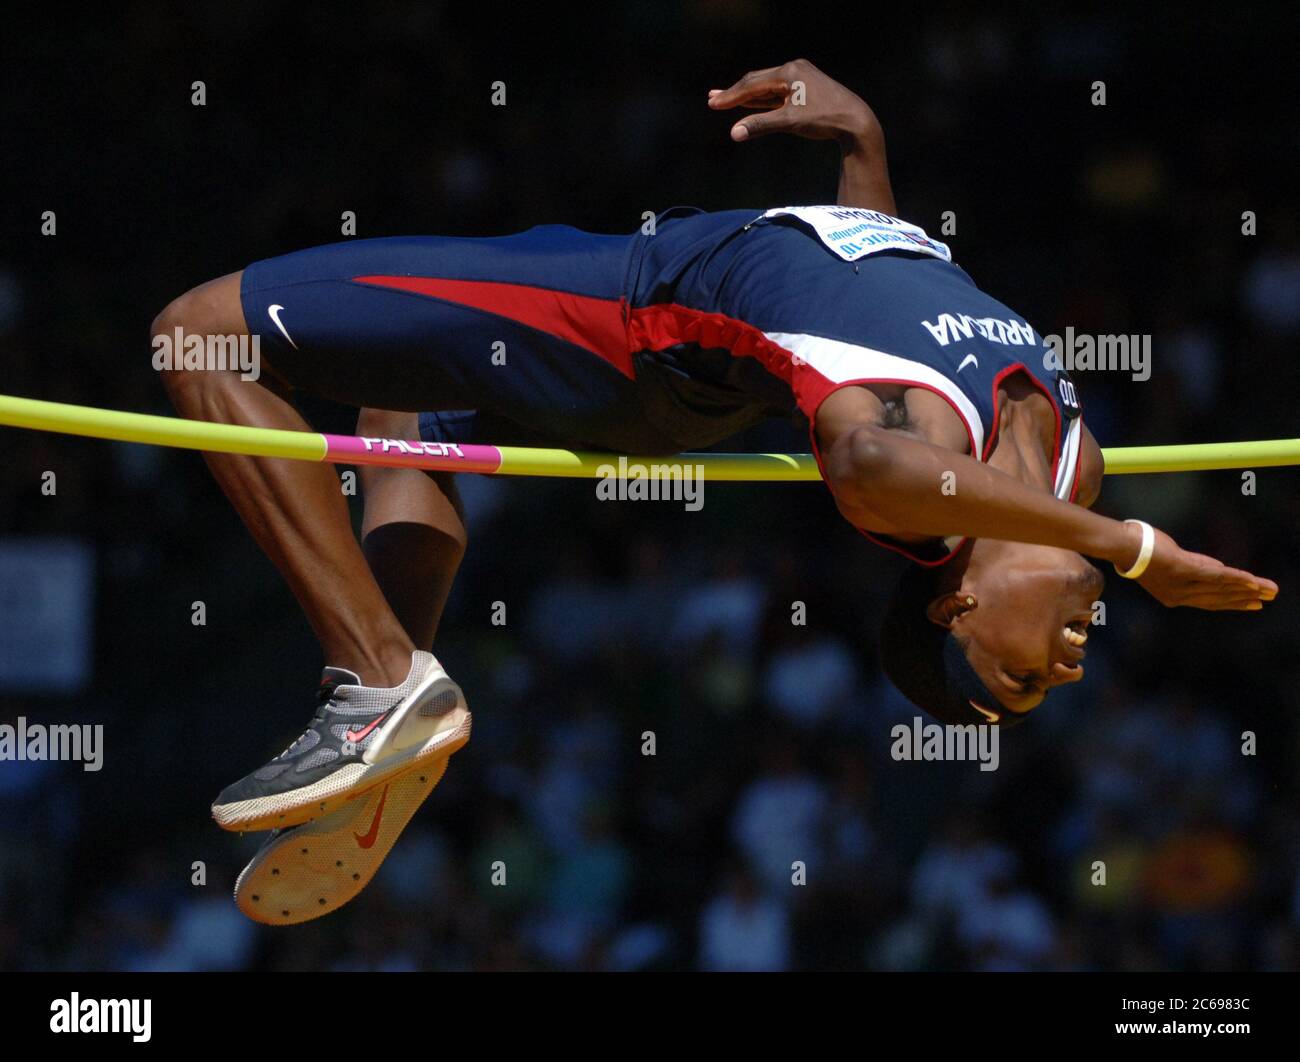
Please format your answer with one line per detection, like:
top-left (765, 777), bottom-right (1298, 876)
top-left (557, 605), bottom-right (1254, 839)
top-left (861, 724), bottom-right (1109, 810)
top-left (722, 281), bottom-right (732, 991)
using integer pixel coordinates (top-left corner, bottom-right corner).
top-left (626, 302), bottom-right (801, 380)
top-left (351, 275), bottom-right (635, 376)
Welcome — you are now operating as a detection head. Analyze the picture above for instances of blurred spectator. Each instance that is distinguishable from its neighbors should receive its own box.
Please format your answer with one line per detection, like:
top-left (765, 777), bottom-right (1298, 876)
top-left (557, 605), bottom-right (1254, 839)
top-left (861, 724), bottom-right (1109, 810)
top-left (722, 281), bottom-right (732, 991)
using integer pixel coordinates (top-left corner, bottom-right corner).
top-left (698, 866), bottom-right (790, 972)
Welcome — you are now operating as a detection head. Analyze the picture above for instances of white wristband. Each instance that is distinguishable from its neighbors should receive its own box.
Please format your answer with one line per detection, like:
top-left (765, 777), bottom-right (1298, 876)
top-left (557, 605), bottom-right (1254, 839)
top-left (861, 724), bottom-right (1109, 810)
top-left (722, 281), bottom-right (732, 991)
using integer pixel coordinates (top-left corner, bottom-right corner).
top-left (1113, 519), bottom-right (1156, 579)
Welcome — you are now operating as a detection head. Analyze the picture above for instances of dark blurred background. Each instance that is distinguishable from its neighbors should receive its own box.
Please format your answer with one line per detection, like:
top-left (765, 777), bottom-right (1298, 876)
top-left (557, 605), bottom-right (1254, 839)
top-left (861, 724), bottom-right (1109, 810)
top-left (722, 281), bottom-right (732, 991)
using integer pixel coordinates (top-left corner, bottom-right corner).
top-left (2, 2), bottom-right (1299, 971)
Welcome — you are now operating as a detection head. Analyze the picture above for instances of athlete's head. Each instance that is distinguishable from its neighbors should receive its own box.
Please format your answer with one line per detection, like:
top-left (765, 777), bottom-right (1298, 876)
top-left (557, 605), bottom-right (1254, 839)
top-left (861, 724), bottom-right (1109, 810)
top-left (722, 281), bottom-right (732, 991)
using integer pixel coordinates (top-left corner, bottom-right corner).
top-left (880, 538), bottom-right (1102, 724)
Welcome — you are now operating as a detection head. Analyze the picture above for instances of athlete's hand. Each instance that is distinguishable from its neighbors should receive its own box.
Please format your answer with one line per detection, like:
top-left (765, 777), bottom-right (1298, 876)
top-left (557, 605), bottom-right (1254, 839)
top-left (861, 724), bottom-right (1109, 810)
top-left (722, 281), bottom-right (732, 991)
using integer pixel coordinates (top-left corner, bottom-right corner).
top-left (1134, 526), bottom-right (1278, 610)
top-left (708, 59), bottom-right (878, 147)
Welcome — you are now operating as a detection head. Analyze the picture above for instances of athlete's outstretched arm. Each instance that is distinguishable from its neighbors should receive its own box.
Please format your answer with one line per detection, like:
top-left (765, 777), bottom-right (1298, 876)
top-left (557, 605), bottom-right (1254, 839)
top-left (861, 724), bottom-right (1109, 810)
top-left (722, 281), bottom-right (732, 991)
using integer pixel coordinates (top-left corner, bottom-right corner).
top-left (817, 406), bottom-right (1277, 612)
top-left (708, 58), bottom-right (896, 214)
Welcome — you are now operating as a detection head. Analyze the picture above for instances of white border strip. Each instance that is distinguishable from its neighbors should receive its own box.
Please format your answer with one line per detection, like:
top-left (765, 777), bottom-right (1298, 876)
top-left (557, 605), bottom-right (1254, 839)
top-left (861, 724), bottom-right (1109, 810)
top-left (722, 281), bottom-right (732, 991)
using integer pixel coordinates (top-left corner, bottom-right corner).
top-left (766, 332), bottom-right (986, 457)
top-left (1054, 417), bottom-right (1082, 501)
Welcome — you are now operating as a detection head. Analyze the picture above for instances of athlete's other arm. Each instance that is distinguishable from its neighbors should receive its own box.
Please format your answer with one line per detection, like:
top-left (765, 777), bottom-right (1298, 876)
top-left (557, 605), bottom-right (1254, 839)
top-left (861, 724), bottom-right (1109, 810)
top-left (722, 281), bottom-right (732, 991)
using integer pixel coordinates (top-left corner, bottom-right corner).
top-left (815, 389), bottom-right (1277, 612)
top-left (709, 59), bottom-right (896, 214)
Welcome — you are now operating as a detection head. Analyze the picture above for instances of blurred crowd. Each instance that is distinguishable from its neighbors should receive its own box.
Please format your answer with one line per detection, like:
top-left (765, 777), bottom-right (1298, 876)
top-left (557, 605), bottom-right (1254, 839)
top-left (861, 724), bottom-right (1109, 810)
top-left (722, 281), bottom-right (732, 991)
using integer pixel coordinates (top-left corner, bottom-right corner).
top-left (2, 3), bottom-right (1300, 970)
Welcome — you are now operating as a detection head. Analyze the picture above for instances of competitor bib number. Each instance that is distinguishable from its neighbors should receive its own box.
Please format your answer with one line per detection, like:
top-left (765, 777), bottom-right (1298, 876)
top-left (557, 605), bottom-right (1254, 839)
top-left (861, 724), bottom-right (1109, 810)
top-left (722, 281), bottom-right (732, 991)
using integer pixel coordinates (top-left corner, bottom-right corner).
top-left (759, 206), bottom-right (953, 264)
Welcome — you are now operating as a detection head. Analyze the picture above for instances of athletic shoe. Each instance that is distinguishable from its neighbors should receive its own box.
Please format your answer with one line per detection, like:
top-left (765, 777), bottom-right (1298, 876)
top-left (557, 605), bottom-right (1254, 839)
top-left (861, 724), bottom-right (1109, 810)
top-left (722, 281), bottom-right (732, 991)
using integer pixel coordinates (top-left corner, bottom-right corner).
top-left (212, 650), bottom-right (471, 833)
top-left (233, 753), bottom-right (455, 925)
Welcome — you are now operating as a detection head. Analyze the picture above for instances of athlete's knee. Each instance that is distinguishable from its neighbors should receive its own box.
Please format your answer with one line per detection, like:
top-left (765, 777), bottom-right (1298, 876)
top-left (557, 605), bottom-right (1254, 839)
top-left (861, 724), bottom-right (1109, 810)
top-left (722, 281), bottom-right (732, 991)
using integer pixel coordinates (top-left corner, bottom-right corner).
top-left (355, 408), bottom-right (449, 492)
top-left (152, 271), bottom-right (250, 404)
top-left (153, 295), bottom-right (211, 407)
top-left (153, 271), bottom-right (246, 344)
top-left (356, 407), bottom-right (410, 440)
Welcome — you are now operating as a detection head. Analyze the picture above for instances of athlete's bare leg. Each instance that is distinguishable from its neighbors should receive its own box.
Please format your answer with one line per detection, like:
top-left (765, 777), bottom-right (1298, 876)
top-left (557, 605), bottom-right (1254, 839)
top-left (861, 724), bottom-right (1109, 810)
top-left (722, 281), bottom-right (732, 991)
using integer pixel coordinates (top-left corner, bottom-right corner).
top-left (356, 408), bottom-right (468, 649)
top-left (230, 412), bottom-right (469, 923)
top-left (154, 272), bottom-right (415, 688)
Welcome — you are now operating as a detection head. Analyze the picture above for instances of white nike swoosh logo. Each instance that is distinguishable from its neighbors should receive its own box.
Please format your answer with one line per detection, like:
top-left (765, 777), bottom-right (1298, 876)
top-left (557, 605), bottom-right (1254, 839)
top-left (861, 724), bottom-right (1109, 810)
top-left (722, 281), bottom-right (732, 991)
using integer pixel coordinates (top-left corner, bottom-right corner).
top-left (267, 304), bottom-right (298, 350)
top-left (958, 353), bottom-right (979, 372)
top-left (969, 700), bottom-right (1001, 723)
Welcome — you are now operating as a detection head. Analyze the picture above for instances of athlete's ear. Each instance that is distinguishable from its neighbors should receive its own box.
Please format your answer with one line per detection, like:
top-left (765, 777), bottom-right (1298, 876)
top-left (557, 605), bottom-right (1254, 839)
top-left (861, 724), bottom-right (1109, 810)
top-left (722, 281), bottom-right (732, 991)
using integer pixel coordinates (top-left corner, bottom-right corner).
top-left (926, 591), bottom-right (977, 629)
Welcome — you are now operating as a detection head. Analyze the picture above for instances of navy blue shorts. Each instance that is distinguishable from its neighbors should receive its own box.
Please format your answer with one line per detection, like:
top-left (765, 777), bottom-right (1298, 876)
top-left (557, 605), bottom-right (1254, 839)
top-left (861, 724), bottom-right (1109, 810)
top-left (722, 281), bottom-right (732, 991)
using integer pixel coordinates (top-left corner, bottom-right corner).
top-left (239, 208), bottom-right (790, 453)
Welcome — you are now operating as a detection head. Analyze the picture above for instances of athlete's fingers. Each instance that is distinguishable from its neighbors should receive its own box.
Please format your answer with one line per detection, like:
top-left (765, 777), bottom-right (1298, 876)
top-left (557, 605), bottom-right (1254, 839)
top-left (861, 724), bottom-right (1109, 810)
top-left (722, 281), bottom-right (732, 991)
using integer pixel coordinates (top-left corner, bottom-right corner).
top-left (709, 88), bottom-right (783, 110)
top-left (731, 106), bottom-right (800, 141)
top-left (1187, 573), bottom-right (1265, 596)
top-left (1173, 595), bottom-right (1236, 611)
top-left (1200, 564), bottom-right (1276, 597)
top-left (1180, 553), bottom-right (1275, 595)
top-left (1198, 597), bottom-right (1266, 611)
top-left (1141, 554), bottom-right (1275, 608)
top-left (1183, 588), bottom-right (1271, 610)
top-left (709, 66), bottom-right (785, 99)
top-left (709, 87), bottom-right (786, 110)
top-left (709, 72), bottom-right (791, 111)
top-left (1202, 590), bottom-right (1269, 607)
top-left (1225, 568), bottom-right (1279, 597)
top-left (1186, 588), bottom-right (1271, 609)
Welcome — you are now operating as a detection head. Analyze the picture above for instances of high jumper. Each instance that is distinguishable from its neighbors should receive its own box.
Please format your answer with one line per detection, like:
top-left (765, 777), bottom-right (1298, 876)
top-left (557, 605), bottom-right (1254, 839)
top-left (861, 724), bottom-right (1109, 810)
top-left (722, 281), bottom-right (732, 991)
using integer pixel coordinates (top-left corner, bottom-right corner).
top-left (135, 60), bottom-right (1274, 921)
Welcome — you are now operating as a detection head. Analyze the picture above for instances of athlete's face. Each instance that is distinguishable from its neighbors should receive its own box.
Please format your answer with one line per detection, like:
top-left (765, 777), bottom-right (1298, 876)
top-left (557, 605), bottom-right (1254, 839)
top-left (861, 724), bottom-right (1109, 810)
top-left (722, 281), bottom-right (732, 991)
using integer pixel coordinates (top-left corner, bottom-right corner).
top-left (937, 542), bottom-right (1104, 716)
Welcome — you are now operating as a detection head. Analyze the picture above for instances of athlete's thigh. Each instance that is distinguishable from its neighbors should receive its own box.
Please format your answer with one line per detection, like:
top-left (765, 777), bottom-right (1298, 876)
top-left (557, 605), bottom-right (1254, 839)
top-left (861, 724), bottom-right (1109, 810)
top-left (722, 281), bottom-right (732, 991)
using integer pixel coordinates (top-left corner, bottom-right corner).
top-left (238, 228), bottom-right (674, 450)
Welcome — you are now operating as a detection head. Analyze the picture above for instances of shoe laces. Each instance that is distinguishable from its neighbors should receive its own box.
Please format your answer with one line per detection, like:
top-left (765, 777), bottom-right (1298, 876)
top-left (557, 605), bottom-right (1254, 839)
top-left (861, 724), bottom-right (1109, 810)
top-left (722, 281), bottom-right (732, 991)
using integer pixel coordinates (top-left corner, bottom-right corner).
top-left (277, 680), bottom-right (344, 759)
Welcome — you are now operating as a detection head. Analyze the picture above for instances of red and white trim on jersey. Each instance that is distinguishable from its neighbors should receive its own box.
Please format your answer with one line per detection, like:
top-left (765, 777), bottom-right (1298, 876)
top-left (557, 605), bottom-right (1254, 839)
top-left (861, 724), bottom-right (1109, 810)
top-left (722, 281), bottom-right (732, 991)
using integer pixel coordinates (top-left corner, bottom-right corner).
top-left (765, 331), bottom-right (985, 456)
top-left (766, 332), bottom-right (1083, 566)
top-left (1057, 412), bottom-right (1083, 503)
